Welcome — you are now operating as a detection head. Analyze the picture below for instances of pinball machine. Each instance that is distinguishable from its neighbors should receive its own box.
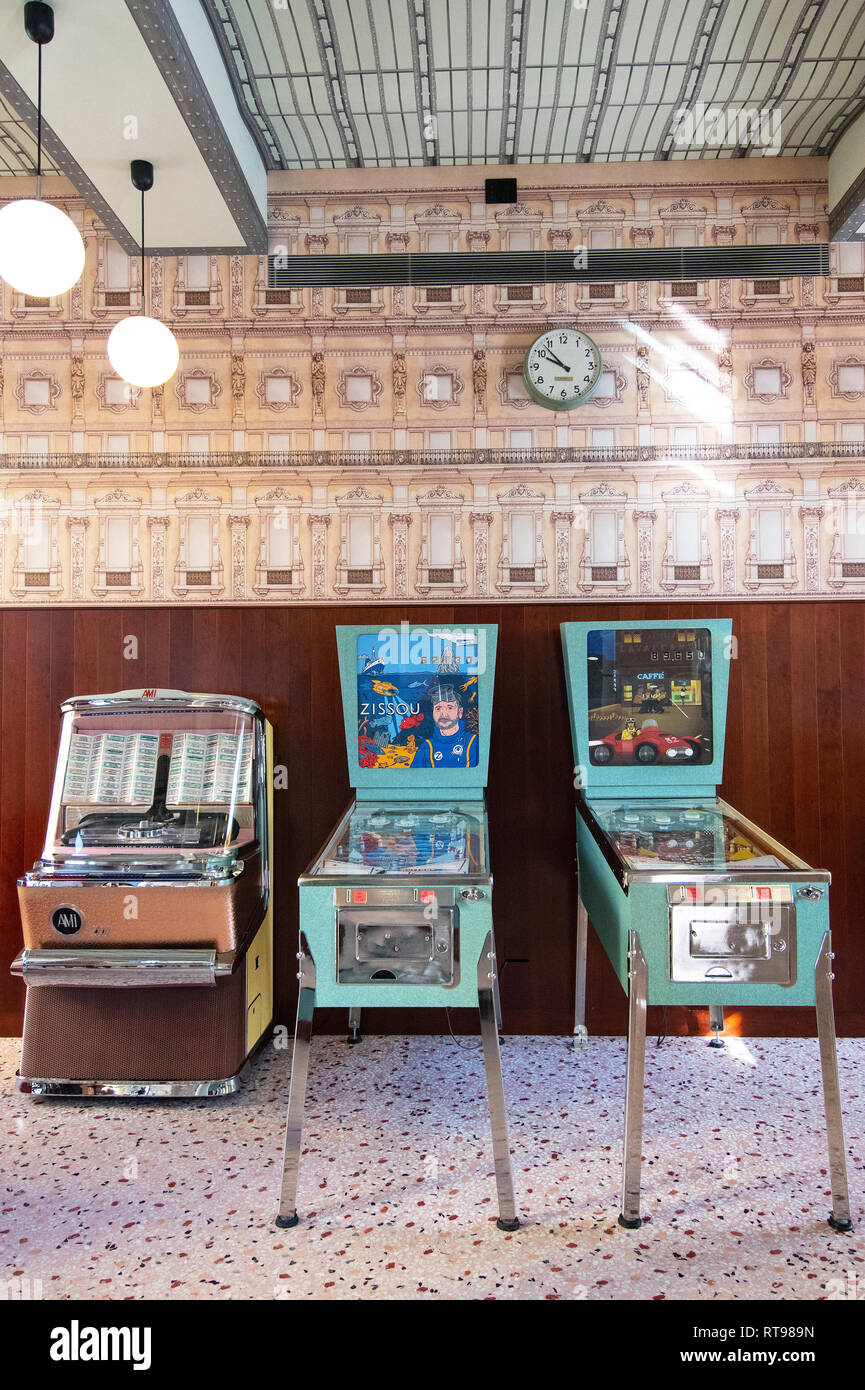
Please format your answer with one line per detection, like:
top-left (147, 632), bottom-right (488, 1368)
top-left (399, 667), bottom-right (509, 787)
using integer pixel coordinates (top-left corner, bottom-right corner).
top-left (276, 622), bottom-right (519, 1230)
top-left (11, 689), bottom-right (273, 1097)
top-left (561, 620), bottom-right (852, 1232)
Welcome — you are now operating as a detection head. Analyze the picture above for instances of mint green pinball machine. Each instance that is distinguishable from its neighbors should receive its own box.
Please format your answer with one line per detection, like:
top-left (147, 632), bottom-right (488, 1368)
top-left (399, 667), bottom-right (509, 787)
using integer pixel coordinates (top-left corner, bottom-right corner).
top-left (561, 619), bottom-right (852, 1232)
top-left (276, 622), bottom-right (519, 1230)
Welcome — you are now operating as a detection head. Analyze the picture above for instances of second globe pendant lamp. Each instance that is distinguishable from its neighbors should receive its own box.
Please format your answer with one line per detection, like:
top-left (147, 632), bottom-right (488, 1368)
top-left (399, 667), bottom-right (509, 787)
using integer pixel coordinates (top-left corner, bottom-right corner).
top-left (107, 161), bottom-right (179, 389)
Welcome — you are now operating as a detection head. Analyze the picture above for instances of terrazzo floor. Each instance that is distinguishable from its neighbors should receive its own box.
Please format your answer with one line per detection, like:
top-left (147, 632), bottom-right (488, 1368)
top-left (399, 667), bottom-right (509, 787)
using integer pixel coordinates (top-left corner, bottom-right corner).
top-left (1, 1033), bottom-right (863, 1301)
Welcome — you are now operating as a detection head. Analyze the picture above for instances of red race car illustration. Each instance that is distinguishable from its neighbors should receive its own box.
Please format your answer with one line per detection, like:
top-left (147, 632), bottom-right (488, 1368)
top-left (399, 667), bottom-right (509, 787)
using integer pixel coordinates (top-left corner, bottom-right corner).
top-left (589, 718), bottom-right (701, 766)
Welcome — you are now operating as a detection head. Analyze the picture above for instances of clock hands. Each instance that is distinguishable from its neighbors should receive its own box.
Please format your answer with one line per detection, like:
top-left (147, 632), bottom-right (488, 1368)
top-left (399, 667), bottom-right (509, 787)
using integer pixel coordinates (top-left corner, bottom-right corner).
top-left (544, 349), bottom-right (571, 371)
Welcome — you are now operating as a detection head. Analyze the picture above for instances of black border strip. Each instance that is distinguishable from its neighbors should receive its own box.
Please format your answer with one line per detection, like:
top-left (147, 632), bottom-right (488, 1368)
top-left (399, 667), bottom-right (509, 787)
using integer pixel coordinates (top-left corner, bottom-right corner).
top-left (0, 62), bottom-right (140, 255)
top-left (124, 0), bottom-right (267, 253)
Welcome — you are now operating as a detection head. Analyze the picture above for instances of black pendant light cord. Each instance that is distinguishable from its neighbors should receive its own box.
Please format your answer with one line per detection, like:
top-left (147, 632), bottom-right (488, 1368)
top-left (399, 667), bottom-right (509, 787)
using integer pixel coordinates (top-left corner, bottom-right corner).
top-left (130, 160), bottom-right (154, 315)
top-left (141, 185), bottom-right (146, 315)
top-left (35, 36), bottom-right (42, 196)
top-left (25, 3), bottom-right (55, 199)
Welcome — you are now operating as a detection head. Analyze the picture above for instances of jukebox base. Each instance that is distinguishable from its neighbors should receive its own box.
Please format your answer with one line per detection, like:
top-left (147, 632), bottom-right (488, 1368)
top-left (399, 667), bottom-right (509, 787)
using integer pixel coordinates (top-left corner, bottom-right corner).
top-left (16, 1020), bottom-right (273, 1101)
top-left (15, 1024), bottom-right (274, 1099)
top-left (16, 1058), bottom-right (257, 1100)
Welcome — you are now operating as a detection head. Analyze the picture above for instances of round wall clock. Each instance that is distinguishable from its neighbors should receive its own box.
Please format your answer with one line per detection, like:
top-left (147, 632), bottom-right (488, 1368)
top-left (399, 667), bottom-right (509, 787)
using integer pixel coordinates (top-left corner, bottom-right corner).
top-left (522, 327), bottom-right (603, 410)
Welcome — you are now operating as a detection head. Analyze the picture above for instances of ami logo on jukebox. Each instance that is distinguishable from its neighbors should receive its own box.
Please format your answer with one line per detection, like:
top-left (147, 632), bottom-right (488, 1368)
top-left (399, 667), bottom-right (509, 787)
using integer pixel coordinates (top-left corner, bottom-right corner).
top-left (586, 626), bottom-right (714, 766)
top-left (356, 627), bottom-right (482, 769)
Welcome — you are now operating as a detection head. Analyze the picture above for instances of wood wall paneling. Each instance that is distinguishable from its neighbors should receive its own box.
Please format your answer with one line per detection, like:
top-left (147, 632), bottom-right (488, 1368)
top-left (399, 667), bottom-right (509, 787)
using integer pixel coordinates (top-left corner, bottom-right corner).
top-left (0, 601), bottom-right (862, 1039)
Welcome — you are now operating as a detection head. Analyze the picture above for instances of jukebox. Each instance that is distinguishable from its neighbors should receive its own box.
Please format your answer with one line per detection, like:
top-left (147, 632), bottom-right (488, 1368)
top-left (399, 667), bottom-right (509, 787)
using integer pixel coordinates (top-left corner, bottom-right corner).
top-left (276, 623), bottom-right (519, 1230)
top-left (561, 620), bottom-right (852, 1231)
top-left (12, 689), bottom-right (273, 1097)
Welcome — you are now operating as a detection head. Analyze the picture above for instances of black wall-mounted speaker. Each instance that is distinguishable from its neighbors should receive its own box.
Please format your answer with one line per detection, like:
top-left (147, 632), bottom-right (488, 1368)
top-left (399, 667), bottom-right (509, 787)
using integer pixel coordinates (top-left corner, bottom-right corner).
top-left (485, 177), bottom-right (518, 204)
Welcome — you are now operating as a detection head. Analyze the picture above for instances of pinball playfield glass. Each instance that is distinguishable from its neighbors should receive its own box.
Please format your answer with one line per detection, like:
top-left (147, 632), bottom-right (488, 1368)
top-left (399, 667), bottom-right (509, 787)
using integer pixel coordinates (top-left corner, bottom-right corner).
top-left (276, 623), bottom-right (519, 1231)
top-left (12, 689), bottom-right (273, 1097)
top-left (561, 621), bottom-right (851, 1232)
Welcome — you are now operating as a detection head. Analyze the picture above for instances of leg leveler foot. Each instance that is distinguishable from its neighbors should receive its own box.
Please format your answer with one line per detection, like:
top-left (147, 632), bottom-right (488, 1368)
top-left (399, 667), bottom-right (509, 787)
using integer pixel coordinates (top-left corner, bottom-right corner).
top-left (708, 1004), bottom-right (725, 1049)
top-left (828, 1213), bottom-right (853, 1233)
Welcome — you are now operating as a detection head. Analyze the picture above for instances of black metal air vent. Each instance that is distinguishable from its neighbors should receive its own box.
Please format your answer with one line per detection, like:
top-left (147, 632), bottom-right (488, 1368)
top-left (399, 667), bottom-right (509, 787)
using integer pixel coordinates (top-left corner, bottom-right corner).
top-left (268, 245), bottom-right (829, 289)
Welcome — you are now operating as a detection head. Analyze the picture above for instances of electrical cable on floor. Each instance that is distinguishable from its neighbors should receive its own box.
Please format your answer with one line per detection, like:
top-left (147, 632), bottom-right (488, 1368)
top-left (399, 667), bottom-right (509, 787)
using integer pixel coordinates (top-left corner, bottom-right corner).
top-left (656, 1007), bottom-right (667, 1048)
top-left (445, 1008), bottom-right (478, 1048)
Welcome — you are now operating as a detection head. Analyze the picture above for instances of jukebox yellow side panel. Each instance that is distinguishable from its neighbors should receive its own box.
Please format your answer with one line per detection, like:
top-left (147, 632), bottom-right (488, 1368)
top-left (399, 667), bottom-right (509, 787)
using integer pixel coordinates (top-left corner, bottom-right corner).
top-left (245, 721), bottom-right (274, 1054)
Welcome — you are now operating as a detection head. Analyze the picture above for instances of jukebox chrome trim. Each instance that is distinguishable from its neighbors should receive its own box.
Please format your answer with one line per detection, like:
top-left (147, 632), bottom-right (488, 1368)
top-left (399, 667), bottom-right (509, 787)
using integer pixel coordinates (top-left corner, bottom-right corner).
top-left (11, 947), bottom-right (233, 988)
top-left (60, 691), bottom-right (261, 716)
top-left (19, 872), bottom-right (243, 888)
top-left (17, 1063), bottom-right (248, 1099)
top-left (17, 1075), bottom-right (244, 1098)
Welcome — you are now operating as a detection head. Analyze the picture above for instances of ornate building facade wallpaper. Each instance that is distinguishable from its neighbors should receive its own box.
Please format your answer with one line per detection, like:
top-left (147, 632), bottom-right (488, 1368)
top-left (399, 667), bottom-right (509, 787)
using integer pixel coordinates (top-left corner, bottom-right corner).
top-left (1, 158), bottom-right (864, 606)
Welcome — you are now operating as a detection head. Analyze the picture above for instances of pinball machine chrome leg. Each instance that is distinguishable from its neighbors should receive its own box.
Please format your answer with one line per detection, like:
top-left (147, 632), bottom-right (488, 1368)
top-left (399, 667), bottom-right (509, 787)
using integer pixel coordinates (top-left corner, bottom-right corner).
top-left (814, 932), bottom-right (853, 1232)
top-left (573, 894), bottom-right (589, 1051)
top-left (492, 970), bottom-right (504, 1037)
top-left (708, 1004), bottom-right (725, 1048)
top-left (619, 930), bottom-right (648, 1230)
top-left (477, 932), bottom-right (520, 1231)
top-left (347, 1007), bottom-right (362, 1045)
top-left (276, 938), bottom-right (316, 1228)
top-left (489, 927), bottom-right (504, 1037)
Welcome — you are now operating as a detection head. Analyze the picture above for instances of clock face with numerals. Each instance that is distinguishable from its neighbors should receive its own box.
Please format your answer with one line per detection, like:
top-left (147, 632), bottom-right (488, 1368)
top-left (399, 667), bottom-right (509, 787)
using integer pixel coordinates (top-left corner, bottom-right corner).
top-left (522, 328), bottom-right (603, 411)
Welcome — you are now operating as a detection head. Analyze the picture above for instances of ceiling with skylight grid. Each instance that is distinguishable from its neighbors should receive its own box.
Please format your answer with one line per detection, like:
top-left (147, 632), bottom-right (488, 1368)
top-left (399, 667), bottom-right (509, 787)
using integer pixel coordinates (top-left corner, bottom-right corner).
top-left (0, 90), bottom-right (59, 176)
top-left (202, 0), bottom-right (865, 168)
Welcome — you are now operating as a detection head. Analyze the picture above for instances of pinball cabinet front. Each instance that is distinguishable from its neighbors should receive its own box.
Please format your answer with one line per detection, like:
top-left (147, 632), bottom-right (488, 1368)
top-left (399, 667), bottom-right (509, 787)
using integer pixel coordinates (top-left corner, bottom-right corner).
top-left (276, 624), bottom-right (520, 1232)
top-left (12, 690), bottom-right (273, 1097)
top-left (561, 621), bottom-right (852, 1233)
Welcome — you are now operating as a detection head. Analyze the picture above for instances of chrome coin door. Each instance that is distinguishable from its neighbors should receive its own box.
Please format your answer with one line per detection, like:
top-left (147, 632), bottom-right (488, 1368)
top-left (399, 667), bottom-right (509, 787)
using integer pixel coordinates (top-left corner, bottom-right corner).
top-left (668, 884), bottom-right (796, 985)
top-left (335, 886), bottom-right (459, 985)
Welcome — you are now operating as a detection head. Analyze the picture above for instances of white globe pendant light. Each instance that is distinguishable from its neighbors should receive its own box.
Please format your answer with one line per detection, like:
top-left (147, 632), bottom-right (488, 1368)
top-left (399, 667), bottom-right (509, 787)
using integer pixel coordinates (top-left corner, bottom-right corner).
top-left (107, 160), bottom-right (179, 389)
top-left (0, 4), bottom-right (85, 299)
top-left (0, 197), bottom-right (84, 297)
top-left (108, 314), bottom-right (179, 389)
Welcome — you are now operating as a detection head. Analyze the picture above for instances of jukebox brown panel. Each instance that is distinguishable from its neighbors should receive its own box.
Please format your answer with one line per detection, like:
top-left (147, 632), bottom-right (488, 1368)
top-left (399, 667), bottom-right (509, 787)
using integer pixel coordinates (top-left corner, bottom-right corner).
top-left (20, 968), bottom-right (247, 1083)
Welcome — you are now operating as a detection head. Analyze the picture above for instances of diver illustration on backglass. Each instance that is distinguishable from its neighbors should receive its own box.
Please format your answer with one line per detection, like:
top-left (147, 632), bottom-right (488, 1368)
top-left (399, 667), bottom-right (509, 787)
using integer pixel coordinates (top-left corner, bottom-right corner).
top-left (586, 627), bottom-right (714, 766)
top-left (357, 629), bottom-right (480, 769)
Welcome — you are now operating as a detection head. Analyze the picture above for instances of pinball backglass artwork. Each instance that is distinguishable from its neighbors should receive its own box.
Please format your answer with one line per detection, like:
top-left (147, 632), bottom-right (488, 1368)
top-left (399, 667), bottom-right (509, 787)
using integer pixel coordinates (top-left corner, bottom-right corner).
top-left (356, 631), bottom-right (481, 771)
top-left (586, 626), bottom-right (714, 769)
top-left (338, 625), bottom-right (496, 798)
